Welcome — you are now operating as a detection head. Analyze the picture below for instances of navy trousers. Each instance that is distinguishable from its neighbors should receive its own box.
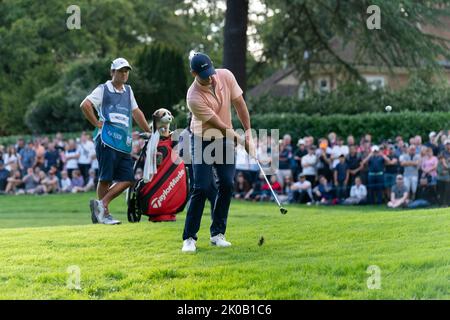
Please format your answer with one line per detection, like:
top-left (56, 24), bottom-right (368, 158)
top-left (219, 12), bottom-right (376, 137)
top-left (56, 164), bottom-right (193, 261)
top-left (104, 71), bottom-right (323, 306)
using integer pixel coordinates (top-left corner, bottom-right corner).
top-left (182, 136), bottom-right (236, 240)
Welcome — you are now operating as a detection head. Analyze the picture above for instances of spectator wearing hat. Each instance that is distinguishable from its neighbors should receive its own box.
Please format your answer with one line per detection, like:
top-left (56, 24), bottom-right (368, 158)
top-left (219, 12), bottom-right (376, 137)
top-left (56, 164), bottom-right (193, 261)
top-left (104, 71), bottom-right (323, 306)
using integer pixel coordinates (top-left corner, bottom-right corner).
top-left (333, 154), bottom-right (349, 200)
top-left (293, 139), bottom-right (307, 181)
top-left (343, 176), bottom-right (367, 205)
top-left (400, 145), bottom-right (421, 200)
top-left (387, 175), bottom-right (409, 208)
top-left (425, 132), bottom-right (439, 156)
top-left (361, 145), bottom-right (389, 204)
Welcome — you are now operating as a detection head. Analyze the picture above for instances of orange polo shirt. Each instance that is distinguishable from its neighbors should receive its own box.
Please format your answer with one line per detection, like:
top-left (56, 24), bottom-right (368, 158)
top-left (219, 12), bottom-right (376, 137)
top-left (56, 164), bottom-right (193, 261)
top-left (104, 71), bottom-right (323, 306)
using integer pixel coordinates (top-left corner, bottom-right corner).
top-left (187, 68), bottom-right (243, 140)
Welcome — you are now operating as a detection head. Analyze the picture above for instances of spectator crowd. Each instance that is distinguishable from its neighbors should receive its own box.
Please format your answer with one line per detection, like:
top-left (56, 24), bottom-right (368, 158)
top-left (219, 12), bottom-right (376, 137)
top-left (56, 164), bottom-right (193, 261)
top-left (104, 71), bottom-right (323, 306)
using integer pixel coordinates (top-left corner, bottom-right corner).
top-left (1, 129), bottom-right (449, 210)
top-left (233, 130), bottom-right (450, 209)
top-left (0, 132), bottom-right (98, 195)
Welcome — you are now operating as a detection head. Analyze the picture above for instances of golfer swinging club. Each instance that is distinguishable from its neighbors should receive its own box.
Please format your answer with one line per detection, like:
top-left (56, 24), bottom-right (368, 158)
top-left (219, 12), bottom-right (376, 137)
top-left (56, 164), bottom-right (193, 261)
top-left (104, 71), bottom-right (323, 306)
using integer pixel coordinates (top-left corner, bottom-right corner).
top-left (80, 58), bottom-right (151, 225)
top-left (182, 52), bottom-right (255, 252)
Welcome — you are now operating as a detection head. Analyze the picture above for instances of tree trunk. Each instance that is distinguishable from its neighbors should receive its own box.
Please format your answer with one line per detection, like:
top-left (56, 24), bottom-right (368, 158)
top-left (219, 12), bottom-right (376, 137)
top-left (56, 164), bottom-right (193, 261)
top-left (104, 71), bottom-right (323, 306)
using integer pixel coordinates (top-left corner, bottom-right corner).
top-left (223, 0), bottom-right (248, 94)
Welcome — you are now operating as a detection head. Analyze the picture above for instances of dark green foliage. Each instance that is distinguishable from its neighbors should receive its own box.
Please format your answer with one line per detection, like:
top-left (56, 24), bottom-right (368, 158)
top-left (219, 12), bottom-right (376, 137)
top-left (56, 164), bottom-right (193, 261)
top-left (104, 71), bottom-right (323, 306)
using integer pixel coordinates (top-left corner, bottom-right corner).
top-left (235, 111), bottom-right (450, 143)
top-left (25, 58), bottom-right (111, 133)
top-left (260, 0), bottom-right (450, 81)
top-left (247, 80), bottom-right (450, 115)
top-left (131, 44), bottom-right (187, 116)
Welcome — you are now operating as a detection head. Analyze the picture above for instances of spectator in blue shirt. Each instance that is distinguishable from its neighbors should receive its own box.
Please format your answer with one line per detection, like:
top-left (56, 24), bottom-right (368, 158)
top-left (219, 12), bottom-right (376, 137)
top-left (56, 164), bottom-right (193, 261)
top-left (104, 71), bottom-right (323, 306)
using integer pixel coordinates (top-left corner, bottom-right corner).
top-left (313, 175), bottom-right (335, 205)
top-left (361, 145), bottom-right (390, 204)
top-left (44, 142), bottom-right (60, 173)
top-left (334, 154), bottom-right (349, 200)
top-left (19, 141), bottom-right (36, 175)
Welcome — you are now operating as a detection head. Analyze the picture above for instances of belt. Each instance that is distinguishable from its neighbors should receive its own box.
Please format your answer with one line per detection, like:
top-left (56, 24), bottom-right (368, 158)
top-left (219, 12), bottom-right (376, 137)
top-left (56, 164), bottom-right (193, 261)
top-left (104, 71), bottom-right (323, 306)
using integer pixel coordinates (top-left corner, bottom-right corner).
top-left (369, 172), bottom-right (384, 176)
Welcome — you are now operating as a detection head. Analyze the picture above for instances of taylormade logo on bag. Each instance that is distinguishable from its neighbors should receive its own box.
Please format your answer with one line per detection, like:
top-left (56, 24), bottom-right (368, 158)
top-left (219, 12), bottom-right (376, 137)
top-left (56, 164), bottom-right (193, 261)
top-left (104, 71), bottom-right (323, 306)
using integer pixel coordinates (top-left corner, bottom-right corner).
top-left (151, 169), bottom-right (185, 209)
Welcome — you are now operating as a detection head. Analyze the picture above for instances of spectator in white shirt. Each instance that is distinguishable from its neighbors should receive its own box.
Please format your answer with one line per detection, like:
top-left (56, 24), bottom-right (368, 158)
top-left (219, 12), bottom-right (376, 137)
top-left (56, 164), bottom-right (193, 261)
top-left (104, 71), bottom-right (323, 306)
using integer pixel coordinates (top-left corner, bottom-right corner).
top-left (77, 132), bottom-right (95, 184)
top-left (343, 176), bottom-right (367, 205)
top-left (301, 146), bottom-right (318, 186)
top-left (330, 137), bottom-right (349, 168)
top-left (64, 139), bottom-right (80, 179)
top-left (291, 173), bottom-right (314, 204)
top-left (3, 146), bottom-right (19, 171)
top-left (60, 170), bottom-right (72, 193)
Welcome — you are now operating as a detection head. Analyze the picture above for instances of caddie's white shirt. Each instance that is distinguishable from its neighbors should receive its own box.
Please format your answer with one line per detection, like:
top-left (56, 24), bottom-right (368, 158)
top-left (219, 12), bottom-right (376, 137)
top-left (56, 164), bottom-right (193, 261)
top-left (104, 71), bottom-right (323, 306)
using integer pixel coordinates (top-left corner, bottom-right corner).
top-left (80, 81), bottom-right (139, 138)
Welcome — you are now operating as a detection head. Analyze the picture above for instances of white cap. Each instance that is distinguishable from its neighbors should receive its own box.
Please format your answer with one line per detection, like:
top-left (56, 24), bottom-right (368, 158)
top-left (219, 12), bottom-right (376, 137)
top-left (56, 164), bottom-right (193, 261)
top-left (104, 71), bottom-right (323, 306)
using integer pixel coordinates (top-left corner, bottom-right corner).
top-left (111, 57), bottom-right (132, 71)
top-left (297, 139), bottom-right (305, 145)
top-left (429, 131), bottom-right (437, 138)
top-left (445, 139), bottom-right (450, 145)
top-left (371, 145), bottom-right (380, 152)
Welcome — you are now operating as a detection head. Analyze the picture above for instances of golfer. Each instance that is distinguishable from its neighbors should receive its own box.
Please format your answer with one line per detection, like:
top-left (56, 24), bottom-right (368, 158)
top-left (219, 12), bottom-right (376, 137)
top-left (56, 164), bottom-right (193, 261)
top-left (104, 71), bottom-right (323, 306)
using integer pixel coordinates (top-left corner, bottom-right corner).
top-left (182, 52), bottom-right (254, 252)
top-left (80, 58), bottom-right (151, 225)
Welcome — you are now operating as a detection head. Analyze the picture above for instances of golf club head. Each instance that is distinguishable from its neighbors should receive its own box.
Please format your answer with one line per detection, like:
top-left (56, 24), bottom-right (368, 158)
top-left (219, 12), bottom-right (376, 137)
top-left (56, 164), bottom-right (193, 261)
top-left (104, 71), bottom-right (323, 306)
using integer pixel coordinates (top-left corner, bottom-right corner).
top-left (280, 207), bottom-right (288, 215)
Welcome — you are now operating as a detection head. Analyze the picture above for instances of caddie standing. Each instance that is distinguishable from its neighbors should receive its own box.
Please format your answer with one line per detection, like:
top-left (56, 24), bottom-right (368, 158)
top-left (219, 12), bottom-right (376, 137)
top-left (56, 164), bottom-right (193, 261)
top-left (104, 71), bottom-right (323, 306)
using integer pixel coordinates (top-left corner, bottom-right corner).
top-left (80, 58), bottom-right (151, 225)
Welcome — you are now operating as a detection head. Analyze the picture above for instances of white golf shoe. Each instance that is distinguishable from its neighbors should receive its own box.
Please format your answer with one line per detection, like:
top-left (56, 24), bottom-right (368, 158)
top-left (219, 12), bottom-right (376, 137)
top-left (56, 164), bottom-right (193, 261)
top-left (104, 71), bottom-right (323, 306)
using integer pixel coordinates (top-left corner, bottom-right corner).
top-left (182, 238), bottom-right (197, 253)
top-left (93, 200), bottom-right (121, 225)
top-left (210, 234), bottom-right (232, 247)
top-left (102, 214), bottom-right (121, 225)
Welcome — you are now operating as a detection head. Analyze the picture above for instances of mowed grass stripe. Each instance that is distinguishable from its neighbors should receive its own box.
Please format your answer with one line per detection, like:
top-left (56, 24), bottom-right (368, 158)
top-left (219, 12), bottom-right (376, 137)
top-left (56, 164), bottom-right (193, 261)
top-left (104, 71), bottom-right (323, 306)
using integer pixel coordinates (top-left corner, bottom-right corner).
top-left (0, 193), bottom-right (448, 299)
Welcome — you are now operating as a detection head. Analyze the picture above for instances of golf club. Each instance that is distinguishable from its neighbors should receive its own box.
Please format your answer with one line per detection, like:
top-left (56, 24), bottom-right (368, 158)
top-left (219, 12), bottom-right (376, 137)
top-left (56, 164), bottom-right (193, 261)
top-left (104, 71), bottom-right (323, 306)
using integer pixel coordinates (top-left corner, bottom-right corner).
top-left (255, 159), bottom-right (288, 215)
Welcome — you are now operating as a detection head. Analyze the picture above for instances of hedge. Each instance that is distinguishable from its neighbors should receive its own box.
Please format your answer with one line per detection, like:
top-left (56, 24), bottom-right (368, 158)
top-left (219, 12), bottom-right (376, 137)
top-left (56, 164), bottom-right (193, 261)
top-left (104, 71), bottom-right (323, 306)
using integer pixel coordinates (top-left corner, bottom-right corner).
top-left (246, 80), bottom-right (450, 116)
top-left (232, 111), bottom-right (450, 143)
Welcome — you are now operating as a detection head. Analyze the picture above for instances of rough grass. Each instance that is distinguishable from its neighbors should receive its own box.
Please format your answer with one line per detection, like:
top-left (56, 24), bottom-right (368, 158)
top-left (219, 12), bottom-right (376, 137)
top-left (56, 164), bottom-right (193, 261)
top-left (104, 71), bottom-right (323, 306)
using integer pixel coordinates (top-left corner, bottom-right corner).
top-left (0, 193), bottom-right (448, 300)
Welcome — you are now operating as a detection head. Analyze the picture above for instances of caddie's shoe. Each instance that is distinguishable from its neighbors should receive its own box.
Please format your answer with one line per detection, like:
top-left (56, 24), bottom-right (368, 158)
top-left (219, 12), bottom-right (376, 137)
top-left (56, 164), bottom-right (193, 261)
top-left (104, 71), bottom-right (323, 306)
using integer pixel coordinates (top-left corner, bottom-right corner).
top-left (90, 199), bottom-right (98, 224)
top-left (210, 234), bottom-right (231, 247)
top-left (93, 200), bottom-right (106, 223)
top-left (182, 238), bottom-right (197, 253)
top-left (103, 214), bottom-right (121, 225)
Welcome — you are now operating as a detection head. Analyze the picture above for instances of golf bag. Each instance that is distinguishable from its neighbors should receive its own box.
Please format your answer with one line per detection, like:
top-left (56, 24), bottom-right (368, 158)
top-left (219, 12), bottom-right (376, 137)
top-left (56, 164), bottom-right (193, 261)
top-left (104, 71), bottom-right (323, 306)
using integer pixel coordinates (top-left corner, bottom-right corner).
top-left (127, 135), bottom-right (189, 222)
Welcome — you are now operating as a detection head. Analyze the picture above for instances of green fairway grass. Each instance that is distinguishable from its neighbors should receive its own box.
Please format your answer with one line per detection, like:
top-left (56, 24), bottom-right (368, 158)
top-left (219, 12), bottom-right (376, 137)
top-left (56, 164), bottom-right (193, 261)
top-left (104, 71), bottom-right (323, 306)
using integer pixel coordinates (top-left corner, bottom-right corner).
top-left (0, 192), bottom-right (448, 299)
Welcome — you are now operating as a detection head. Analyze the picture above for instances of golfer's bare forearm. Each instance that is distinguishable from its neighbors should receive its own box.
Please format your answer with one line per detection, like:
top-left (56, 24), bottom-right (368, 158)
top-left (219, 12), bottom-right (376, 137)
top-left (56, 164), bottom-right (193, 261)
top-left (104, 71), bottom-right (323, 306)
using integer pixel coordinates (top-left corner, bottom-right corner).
top-left (205, 114), bottom-right (233, 136)
top-left (233, 96), bottom-right (251, 131)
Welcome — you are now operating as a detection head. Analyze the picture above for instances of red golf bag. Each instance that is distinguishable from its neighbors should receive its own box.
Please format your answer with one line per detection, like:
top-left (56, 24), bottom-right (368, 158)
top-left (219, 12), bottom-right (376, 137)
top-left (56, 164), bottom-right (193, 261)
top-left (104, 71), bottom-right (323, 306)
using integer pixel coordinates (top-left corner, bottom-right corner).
top-left (127, 135), bottom-right (189, 222)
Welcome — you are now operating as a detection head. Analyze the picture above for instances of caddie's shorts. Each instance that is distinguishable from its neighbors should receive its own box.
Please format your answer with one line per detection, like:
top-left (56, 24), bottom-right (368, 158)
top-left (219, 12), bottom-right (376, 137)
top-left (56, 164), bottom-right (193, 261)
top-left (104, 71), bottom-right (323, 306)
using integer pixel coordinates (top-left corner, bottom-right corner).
top-left (95, 138), bottom-right (134, 182)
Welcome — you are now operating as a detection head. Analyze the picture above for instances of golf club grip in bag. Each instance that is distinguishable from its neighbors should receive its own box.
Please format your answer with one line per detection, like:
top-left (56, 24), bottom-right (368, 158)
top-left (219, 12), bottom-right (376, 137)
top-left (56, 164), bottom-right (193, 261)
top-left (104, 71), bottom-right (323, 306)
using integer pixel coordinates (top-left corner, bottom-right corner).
top-left (136, 137), bottom-right (189, 222)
